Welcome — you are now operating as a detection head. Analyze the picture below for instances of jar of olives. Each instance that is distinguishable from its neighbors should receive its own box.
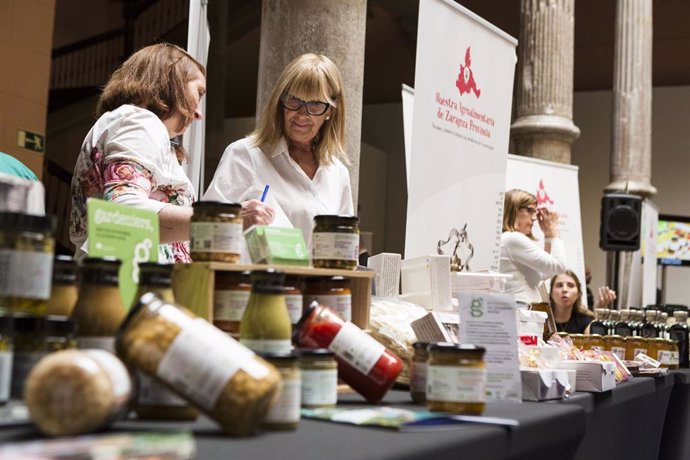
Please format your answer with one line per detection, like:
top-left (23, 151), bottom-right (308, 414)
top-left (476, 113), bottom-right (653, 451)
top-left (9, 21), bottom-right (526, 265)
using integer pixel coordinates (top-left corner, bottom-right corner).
top-left (190, 201), bottom-right (243, 263)
top-left (311, 215), bottom-right (359, 270)
top-left (426, 343), bottom-right (486, 415)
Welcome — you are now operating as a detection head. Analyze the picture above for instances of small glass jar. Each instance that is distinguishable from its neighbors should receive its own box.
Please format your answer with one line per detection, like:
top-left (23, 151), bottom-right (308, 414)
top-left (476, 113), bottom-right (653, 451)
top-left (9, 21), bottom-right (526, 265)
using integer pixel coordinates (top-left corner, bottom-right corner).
top-left (190, 201), bottom-right (243, 263)
top-left (24, 349), bottom-right (133, 436)
top-left (654, 337), bottom-right (672, 367)
top-left (213, 270), bottom-right (251, 336)
top-left (261, 352), bottom-right (301, 431)
top-left (410, 342), bottom-right (430, 404)
top-left (44, 315), bottom-right (77, 351)
top-left (71, 257), bottom-right (125, 352)
top-left (240, 269), bottom-right (292, 353)
top-left (294, 303), bottom-right (402, 404)
top-left (11, 313), bottom-right (47, 399)
top-left (303, 276), bottom-right (352, 322)
top-left (625, 336), bottom-right (648, 361)
top-left (284, 275), bottom-right (304, 327)
top-left (664, 339), bottom-right (680, 369)
top-left (606, 335), bottom-right (626, 360)
top-left (134, 262), bottom-right (176, 304)
top-left (46, 255), bottom-right (79, 316)
top-left (0, 313), bottom-right (14, 404)
top-left (586, 334), bottom-right (606, 350)
top-left (0, 212), bottom-right (55, 315)
top-left (569, 333), bottom-right (586, 350)
top-left (426, 343), bottom-right (486, 415)
top-left (116, 292), bottom-right (281, 436)
top-left (299, 348), bottom-right (337, 408)
top-left (311, 215), bottom-right (359, 270)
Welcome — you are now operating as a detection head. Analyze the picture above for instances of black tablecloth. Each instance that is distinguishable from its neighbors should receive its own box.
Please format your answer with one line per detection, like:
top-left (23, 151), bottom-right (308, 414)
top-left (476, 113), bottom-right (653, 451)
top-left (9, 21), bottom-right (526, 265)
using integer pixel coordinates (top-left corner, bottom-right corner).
top-left (660, 369), bottom-right (690, 460)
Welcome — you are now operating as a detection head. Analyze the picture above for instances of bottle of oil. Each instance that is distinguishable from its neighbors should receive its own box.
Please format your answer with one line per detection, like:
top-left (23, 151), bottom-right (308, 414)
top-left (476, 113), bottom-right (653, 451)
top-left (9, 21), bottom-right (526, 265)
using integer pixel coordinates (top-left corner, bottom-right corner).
top-left (670, 311), bottom-right (689, 368)
top-left (589, 308), bottom-right (608, 336)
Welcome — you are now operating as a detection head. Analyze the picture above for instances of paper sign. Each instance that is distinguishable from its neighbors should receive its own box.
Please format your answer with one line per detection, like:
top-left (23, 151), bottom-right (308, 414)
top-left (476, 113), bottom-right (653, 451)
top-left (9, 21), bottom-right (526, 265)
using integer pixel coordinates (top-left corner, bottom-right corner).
top-left (457, 292), bottom-right (521, 402)
top-left (87, 199), bottom-right (159, 308)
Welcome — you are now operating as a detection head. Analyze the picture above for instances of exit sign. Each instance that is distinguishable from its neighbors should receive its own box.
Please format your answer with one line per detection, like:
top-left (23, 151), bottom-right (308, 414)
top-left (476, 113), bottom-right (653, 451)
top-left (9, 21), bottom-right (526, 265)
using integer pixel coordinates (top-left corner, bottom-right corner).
top-left (17, 129), bottom-right (44, 153)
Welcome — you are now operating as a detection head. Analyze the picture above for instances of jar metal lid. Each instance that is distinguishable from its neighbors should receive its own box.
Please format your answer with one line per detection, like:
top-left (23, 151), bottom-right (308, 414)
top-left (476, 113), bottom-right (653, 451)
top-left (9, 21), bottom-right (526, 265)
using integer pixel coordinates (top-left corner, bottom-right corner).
top-left (298, 348), bottom-right (334, 358)
top-left (0, 313), bottom-right (13, 334)
top-left (250, 268), bottom-right (285, 293)
top-left (429, 343), bottom-right (485, 354)
top-left (313, 215), bottom-right (359, 225)
top-left (12, 313), bottom-right (44, 333)
top-left (0, 212), bottom-right (55, 233)
top-left (413, 341), bottom-right (430, 350)
top-left (138, 262), bottom-right (174, 287)
top-left (589, 334), bottom-right (604, 338)
top-left (81, 257), bottom-right (121, 285)
top-left (259, 351), bottom-right (299, 361)
top-left (192, 201), bottom-right (242, 212)
top-left (45, 315), bottom-right (77, 336)
top-left (53, 255), bottom-right (77, 283)
top-left (608, 334), bottom-right (624, 339)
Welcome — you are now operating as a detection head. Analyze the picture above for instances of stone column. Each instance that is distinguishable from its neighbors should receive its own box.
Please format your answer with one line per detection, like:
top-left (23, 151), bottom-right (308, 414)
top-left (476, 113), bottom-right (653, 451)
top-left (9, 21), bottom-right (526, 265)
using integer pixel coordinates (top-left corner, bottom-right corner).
top-left (510, 0), bottom-right (580, 164)
top-left (605, 0), bottom-right (656, 197)
top-left (257, 0), bottom-right (367, 206)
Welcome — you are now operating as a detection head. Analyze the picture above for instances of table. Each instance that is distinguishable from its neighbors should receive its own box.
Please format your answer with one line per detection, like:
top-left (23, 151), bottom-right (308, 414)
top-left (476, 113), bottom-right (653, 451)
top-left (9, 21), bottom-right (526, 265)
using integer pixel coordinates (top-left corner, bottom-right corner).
top-left (660, 369), bottom-right (690, 460)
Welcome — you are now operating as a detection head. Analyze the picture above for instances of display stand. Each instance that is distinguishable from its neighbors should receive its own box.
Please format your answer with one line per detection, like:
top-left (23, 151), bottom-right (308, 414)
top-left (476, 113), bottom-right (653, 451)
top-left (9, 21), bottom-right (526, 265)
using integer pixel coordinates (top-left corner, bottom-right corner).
top-left (172, 262), bottom-right (375, 329)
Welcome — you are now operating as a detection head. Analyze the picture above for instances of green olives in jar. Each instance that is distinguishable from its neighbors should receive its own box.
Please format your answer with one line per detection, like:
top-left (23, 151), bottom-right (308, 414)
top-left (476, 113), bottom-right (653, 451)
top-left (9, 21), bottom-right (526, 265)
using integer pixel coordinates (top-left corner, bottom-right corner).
top-left (311, 215), bottom-right (359, 270)
top-left (190, 201), bottom-right (243, 263)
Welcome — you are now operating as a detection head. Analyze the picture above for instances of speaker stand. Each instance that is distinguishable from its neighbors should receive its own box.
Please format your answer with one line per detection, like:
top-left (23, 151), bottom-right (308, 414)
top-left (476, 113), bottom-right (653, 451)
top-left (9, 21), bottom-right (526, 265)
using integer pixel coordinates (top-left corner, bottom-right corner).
top-left (606, 250), bottom-right (621, 309)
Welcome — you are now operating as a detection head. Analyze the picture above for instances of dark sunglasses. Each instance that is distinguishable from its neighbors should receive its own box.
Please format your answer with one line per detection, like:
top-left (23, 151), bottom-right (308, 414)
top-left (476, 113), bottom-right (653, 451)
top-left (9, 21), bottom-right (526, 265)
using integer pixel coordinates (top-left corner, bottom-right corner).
top-left (280, 93), bottom-right (330, 116)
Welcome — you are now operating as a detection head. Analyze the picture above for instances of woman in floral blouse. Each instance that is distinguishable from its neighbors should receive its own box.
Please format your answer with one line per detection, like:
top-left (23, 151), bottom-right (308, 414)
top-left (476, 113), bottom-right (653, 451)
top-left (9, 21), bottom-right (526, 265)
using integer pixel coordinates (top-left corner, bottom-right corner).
top-left (70, 43), bottom-right (206, 263)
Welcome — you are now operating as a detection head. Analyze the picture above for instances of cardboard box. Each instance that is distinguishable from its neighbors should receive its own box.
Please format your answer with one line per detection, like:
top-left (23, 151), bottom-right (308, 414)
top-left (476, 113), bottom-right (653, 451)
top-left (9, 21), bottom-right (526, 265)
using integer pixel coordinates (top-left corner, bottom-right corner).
top-left (521, 368), bottom-right (573, 401)
top-left (556, 360), bottom-right (616, 392)
top-left (244, 225), bottom-right (310, 267)
top-left (411, 312), bottom-right (457, 343)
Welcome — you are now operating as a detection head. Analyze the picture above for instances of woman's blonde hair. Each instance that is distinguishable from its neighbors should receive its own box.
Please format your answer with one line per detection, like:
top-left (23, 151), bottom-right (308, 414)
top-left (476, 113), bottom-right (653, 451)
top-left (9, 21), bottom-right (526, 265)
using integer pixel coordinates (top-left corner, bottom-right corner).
top-left (502, 188), bottom-right (537, 239)
top-left (97, 43), bottom-right (206, 160)
top-left (549, 270), bottom-right (594, 319)
top-left (249, 53), bottom-right (347, 165)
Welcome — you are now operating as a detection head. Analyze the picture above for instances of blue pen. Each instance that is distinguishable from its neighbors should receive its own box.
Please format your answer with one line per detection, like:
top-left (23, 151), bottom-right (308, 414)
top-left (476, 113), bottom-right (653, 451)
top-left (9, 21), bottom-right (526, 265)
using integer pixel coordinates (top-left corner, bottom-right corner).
top-left (260, 184), bottom-right (270, 202)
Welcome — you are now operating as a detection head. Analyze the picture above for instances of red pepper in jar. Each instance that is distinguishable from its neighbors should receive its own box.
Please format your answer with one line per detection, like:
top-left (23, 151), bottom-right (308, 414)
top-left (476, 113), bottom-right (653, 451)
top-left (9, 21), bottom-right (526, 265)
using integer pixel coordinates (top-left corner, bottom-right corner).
top-left (294, 303), bottom-right (402, 403)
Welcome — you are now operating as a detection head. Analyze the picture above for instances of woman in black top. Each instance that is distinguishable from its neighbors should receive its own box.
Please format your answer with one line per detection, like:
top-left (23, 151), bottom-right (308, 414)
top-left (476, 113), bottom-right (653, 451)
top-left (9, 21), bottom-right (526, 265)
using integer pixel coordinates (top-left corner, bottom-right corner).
top-left (550, 271), bottom-right (595, 334)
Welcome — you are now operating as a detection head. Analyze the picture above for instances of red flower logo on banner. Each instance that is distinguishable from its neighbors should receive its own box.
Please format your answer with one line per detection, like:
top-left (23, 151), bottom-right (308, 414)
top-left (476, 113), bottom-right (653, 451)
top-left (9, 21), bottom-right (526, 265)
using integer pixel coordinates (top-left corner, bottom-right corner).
top-left (456, 47), bottom-right (481, 98)
top-left (536, 179), bottom-right (555, 207)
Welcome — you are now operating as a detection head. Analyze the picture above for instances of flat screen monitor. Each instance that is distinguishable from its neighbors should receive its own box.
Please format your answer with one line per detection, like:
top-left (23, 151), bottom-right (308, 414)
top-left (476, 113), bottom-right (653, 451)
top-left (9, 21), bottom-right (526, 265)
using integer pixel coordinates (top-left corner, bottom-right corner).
top-left (657, 214), bottom-right (690, 266)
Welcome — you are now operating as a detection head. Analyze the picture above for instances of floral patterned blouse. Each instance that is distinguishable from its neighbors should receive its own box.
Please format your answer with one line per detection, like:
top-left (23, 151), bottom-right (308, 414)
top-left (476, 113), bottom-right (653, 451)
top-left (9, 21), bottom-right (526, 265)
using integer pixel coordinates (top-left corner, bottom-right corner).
top-left (70, 104), bottom-right (195, 263)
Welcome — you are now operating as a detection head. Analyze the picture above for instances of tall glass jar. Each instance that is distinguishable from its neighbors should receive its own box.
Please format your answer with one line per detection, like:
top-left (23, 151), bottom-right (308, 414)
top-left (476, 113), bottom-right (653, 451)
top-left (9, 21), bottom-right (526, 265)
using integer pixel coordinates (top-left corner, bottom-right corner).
top-left (625, 336), bottom-right (648, 361)
top-left (46, 255), bottom-right (79, 316)
top-left (134, 262), bottom-right (176, 305)
top-left (303, 276), bottom-right (352, 322)
top-left (0, 313), bottom-right (13, 404)
top-left (44, 315), bottom-right (77, 351)
top-left (261, 352), bottom-right (301, 431)
top-left (294, 303), bottom-right (402, 404)
top-left (213, 270), bottom-right (251, 336)
top-left (11, 313), bottom-right (47, 399)
top-left (0, 212), bottom-right (55, 315)
top-left (190, 201), bottom-right (243, 263)
top-left (284, 275), bottom-right (304, 327)
top-left (410, 342), bottom-right (430, 404)
top-left (311, 215), bottom-right (359, 270)
top-left (71, 257), bottom-right (126, 352)
top-left (240, 269), bottom-right (292, 353)
top-left (298, 348), bottom-right (337, 408)
top-left (426, 343), bottom-right (486, 415)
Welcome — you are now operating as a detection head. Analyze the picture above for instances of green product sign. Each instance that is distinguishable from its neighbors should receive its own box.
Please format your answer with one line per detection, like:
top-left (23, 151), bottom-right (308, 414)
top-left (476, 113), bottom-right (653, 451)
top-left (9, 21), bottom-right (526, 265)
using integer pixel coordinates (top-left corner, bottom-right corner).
top-left (17, 129), bottom-right (44, 153)
top-left (87, 198), bottom-right (159, 308)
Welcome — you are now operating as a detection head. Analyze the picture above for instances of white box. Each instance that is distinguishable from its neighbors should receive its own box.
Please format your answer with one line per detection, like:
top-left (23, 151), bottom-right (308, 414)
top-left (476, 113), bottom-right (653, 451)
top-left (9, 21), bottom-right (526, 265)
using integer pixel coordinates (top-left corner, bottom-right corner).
top-left (451, 271), bottom-right (512, 293)
top-left (555, 360), bottom-right (616, 392)
top-left (401, 255), bottom-right (452, 311)
top-left (521, 369), bottom-right (571, 401)
top-left (517, 309), bottom-right (547, 346)
top-left (411, 312), bottom-right (457, 343)
top-left (367, 252), bottom-right (401, 298)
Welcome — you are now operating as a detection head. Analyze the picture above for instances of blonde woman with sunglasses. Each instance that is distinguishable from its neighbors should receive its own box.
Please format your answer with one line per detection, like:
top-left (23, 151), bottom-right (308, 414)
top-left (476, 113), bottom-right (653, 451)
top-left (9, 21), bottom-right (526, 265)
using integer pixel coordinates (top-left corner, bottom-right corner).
top-left (499, 189), bottom-right (567, 303)
top-left (204, 53), bottom-right (353, 244)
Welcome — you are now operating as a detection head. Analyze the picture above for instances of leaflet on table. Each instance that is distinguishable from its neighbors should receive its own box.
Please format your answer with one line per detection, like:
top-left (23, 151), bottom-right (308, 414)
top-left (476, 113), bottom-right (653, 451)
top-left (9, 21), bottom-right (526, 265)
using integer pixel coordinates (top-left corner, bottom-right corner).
top-left (301, 407), bottom-right (519, 431)
top-left (457, 292), bottom-right (521, 402)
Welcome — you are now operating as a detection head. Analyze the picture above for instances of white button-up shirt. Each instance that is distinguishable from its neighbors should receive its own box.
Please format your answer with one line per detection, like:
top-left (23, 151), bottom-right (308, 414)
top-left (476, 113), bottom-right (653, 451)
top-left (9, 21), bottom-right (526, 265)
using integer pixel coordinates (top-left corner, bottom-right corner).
top-left (203, 137), bottom-right (354, 243)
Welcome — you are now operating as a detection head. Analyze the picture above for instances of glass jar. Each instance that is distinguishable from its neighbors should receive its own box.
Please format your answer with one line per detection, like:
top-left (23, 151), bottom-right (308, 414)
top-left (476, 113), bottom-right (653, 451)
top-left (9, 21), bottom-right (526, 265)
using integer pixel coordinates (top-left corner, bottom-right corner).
top-left (0, 212), bottom-right (55, 315)
top-left (240, 269), bottom-right (292, 353)
top-left (71, 257), bottom-right (126, 352)
top-left (303, 276), bottom-right (352, 322)
top-left (586, 334), bottom-right (606, 350)
top-left (653, 337), bottom-right (670, 367)
top-left (213, 270), bottom-right (251, 336)
top-left (311, 215), bottom-right (359, 270)
top-left (664, 339), bottom-right (680, 370)
top-left (294, 303), bottom-right (402, 404)
top-left (11, 313), bottom-right (47, 399)
top-left (116, 292), bottom-right (281, 436)
top-left (46, 255), bottom-right (78, 316)
top-left (24, 349), bottom-right (133, 436)
top-left (625, 336), bottom-right (648, 361)
top-left (44, 315), bottom-right (77, 351)
top-left (132, 262), bottom-right (198, 421)
top-left (0, 313), bottom-right (13, 404)
top-left (606, 335), bottom-right (626, 360)
top-left (298, 348), bottom-right (337, 408)
top-left (426, 343), bottom-right (486, 415)
top-left (261, 352), bottom-right (301, 431)
top-left (284, 275), bottom-right (304, 327)
top-left (569, 333), bottom-right (586, 350)
top-left (190, 201), bottom-right (243, 263)
top-left (410, 342), bottom-right (430, 404)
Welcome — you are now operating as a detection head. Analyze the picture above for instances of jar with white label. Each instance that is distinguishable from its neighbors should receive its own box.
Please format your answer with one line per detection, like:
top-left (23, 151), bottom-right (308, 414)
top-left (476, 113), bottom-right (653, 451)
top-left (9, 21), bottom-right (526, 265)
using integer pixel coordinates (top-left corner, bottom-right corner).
top-left (303, 276), bottom-right (352, 322)
top-left (71, 257), bottom-right (125, 352)
top-left (284, 275), bottom-right (304, 327)
top-left (299, 348), bottom-right (337, 408)
top-left (410, 342), bottom-right (430, 404)
top-left (116, 292), bottom-right (281, 436)
top-left (261, 352), bottom-right (301, 430)
top-left (0, 212), bottom-right (55, 315)
top-left (11, 313), bottom-right (47, 399)
top-left (426, 343), bottom-right (486, 415)
top-left (0, 313), bottom-right (13, 404)
top-left (240, 269), bottom-right (292, 354)
top-left (311, 215), bottom-right (359, 270)
top-left (190, 201), bottom-right (243, 263)
top-left (24, 349), bottom-right (133, 436)
top-left (213, 270), bottom-right (251, 336)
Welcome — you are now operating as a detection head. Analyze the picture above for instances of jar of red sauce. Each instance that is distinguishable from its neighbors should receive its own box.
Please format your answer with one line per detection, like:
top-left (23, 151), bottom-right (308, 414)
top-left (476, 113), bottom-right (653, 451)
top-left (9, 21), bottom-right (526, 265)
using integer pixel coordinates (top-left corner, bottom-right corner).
top-left (294, 302), bottom-right (402, 404)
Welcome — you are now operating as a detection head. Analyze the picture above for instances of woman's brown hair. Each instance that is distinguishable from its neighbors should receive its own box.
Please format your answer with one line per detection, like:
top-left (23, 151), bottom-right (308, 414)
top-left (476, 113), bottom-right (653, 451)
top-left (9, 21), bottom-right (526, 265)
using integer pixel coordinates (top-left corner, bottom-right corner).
top-left (502, 189), bottom-right (537, 239)
top-left (549, 270), bottom-right (595, 319)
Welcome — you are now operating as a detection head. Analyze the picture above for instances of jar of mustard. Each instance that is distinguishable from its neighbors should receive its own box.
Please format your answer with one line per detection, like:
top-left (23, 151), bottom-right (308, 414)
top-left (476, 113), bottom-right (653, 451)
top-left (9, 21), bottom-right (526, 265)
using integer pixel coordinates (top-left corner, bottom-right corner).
top-left (190, 201), bottom-right (243, 263)
top-left (46, 255), bottom-right (78, 316)
top-left (311, 215), bottom-right (359, 270)
top-left (261, 352), bottom-right (301, 431)
top-left (426, 343), bottom-right (486, 415)
top-left (625, 336), bottom-right (648, 361)
top-left (606, 335), bottom-right (626, 360)
top-left (213, 270), bottom-right (251, 336)
top-left (298, 348), bottom-right (337, 408)
top-left (410, 342), bottom-right (430, 404)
